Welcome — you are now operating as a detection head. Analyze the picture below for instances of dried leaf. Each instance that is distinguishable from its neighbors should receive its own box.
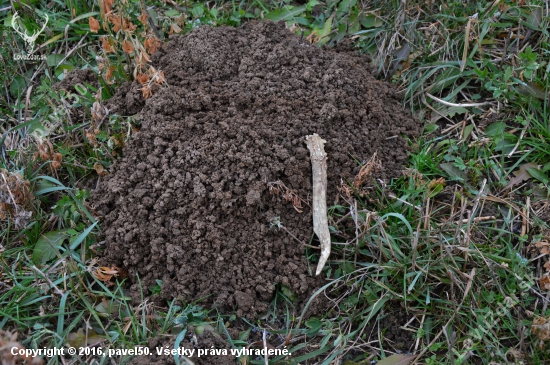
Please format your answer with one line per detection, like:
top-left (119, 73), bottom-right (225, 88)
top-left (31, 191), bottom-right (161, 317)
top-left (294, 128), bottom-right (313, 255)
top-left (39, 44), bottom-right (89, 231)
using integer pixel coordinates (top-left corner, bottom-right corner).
top-left (85, 131), bottom-right (98, 146)
top-left (138, 11), bottom-right (149, 26)
top-left (52, 153), bottom-right (62, 169)
top-left (104, 66), bottom-right (116, 84)
top-left (102, 0), bottom-right (114, 14)
top-left (352, 152), bottom-right (381, 190)
top-left (136, 73), bottom-right (150, 84)
top-left (91, 101), bottom-right (108, 122)
top-left (67, 328), bottom-right (104, 348)
top-left (94, 163), bottom-right (107, 176)
top-left (532, 317), bottom-right (550, 342)
top-left (140, 84), bottom-right (153, 99)
top-left (107, 13), bottom-right (122, 33)
top-left (101, 36), bottom-right (116, 53)
top-left (535, 241), bottom-right (550, 256)
top-left (144, 36), bottom-right (161, 55)
top-left (375, 354), bottom-right (416, 365)
top-left (0, 329), bottom-right (44, 365)
top-left (122, 18), bottom-right (136, 32)
top-left (138, 50), bottom-right (151, 64)
top-left (170, 23), bottom-right (182, 34)
top-left (93, 265), bottom-right (124, 282)
top-left (506, 162), bottom-right (539, 189)
top-left (37, 140), bottom-right (52, 160)
top-left (89, 17), bottom-right (100, 33)
top-left (122, 39), bottom-right (134, 54)
top-left (153, 70), bottom-right (165, 85)
top-left (540, 274), bottom-right (550, 290)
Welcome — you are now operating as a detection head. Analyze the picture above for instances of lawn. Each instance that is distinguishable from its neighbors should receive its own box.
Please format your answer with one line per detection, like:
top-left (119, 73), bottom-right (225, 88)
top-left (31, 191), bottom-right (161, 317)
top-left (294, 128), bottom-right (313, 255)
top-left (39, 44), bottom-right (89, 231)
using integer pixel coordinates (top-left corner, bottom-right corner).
top-left (1, 0), bottom-right (549, 364)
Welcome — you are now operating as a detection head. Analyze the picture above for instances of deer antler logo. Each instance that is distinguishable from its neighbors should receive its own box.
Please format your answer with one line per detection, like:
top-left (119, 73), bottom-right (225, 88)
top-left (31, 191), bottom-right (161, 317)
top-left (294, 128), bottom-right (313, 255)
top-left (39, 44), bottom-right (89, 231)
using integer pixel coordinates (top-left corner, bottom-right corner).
top-left (11, 11), bottom-right (49, 54)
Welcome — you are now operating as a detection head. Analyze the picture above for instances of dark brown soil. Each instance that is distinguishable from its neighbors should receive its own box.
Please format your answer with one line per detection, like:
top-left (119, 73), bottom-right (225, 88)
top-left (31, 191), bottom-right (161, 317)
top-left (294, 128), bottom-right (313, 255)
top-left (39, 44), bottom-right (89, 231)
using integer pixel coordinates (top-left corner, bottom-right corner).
top-left (53, 68), bottom-right (98, 93)
top-left (93, 21), bottom-right (419, 319)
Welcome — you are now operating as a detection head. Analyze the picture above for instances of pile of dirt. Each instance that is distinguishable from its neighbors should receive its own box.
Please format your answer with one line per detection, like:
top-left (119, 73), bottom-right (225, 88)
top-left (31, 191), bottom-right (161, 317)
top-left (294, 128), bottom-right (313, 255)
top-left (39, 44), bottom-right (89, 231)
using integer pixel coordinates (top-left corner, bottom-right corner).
top-left (93, 20), bottom-right (419, 318)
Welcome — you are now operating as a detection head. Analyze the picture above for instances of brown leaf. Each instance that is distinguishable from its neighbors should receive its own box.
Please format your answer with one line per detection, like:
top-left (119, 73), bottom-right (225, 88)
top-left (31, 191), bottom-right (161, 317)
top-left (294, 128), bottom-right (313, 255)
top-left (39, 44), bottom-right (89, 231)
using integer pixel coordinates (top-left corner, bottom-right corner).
top-left (350, 152), bottom-right (381, 192)
top-left (122, 39), bottom-right (134, 54)
top-left (153, 70), bottom-right (165, 85)
top-left (85, 131), bottom-right (98, 146)
top-left (93, 266), bottom-right (122, 282)
top-left (138, 50), bottom-right (151, 64)
top-left (375, 354), bottom-right (416, 365)
top-left (37, 141), bottom-right (51, 161)
top-left (138, 11), bottom-right (149, 26)
top-left (540, 274), bottom-right (550, 290)
top-left (144, 36), bottom-right (161, 55)
top-left (94, 163), bottom-right (107, 176)
top-left (0, 329), bottom-right (44, 365)
top-left (506, 162), bottom-right (539, 189)
top-left (122, 18), bottom-right (136, 32)
top-left (135, 73), bottom-right (150, 85)
top-left (140, 84), bottom-right (153, 99)
top-left (104, 66), bottom-right (116, 84)
top-left (535, 241), bottom-right (550, 256)
top-left (52, 153), bottom-right (62, 169)
top-left (107, 13), bottom-right (122, 33)
top-left (101, 36), bottom-right (116, 54)
top-left (91, 101), bottom-right (107, 122)
top-left (169, 23), bottom-right (182, 34)
top-left (89, 17), bottom-right (100, 33)
top-left (532, 316), bottom-right (550, 342)
top-left (102, 0), bottom-right (113, 14)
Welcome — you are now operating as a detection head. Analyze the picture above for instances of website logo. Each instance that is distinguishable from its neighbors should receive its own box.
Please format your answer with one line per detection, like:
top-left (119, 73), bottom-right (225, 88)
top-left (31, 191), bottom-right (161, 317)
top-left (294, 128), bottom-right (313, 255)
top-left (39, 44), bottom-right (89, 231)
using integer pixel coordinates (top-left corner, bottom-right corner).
top-left (11, 11), bottom-right (49, 60)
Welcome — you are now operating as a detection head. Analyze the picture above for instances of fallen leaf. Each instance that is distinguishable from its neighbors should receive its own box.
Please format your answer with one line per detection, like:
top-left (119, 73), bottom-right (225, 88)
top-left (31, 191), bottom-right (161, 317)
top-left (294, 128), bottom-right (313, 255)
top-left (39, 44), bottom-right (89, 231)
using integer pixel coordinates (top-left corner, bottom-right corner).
top-left (52, 153), bottom-right (62, 169)
top-left (101, 36), bottom-right (116, 54)
top-left (505, 162), bottom-right (539, 189)
top-left (93, 266), bottom-right (120, 282)
top-left (94, 163), bottom-right (107, 176)
top-left (67, 328), bottom-right (104, 348)
top-left (144, 36), bottom-right (161, 55)
top-left (104, 66), bottom-right (116, 84)
top-left (89, 17), bottom-right (100, 33)
top-left (140, 84), bottom-right (153, 99)
top-left (122, 18), bottom-right (136, 32)
top-left (135, 73), bottom-right (150, 85)
top-left (170, 23), bottom-right (182, 34)
top-left (107, 13), bottom-right (122, 32)
top-left (532, 317), bottom-right (550, 342)
top-left (535, 241), bottom-right (550, 255)
top-left (376, 354), bottom-right (416, 365)
top-left (122, 39), bottom-right (134, 54)
top-left (138, 11), bottom-right (149, 26)
top-left (153, 70), bottom-right (165, 85)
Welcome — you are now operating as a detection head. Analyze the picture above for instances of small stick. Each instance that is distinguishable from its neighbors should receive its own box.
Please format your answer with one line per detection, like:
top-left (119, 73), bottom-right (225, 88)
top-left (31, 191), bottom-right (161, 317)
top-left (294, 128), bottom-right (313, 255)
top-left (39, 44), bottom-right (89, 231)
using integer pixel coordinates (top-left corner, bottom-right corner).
top-left (262, 330), bottom-right (268, 365)
top-left (305, 134), bottom-right (330, 276)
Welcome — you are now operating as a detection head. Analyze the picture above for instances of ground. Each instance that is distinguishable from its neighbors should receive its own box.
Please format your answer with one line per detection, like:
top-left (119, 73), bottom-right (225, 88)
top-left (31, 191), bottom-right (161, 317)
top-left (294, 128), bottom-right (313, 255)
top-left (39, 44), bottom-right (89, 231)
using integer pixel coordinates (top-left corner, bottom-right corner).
top-left (1, 1), bottom-right (549, 364)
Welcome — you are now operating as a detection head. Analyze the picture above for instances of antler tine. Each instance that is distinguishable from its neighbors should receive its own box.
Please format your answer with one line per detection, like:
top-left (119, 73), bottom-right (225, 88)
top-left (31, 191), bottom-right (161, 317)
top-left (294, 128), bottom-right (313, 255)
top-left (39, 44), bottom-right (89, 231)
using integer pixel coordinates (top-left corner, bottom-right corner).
top-left (32, 13), bottom-right (49, 41)
top-left (10, 12), bottom-right (27, 38)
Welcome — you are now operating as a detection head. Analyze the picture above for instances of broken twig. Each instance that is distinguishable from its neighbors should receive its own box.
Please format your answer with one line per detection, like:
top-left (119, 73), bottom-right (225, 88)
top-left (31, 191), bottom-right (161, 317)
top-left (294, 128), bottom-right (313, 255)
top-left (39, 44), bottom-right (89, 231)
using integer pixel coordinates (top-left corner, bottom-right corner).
top-left (305, 133), bottom-right (330, 276)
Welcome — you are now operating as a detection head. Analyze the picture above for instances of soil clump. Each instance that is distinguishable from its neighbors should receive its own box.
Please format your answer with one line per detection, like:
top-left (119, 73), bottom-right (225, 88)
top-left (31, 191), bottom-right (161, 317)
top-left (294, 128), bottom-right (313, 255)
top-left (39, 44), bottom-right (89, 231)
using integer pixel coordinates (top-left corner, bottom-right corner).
top-left (93, 21), bottom-right (420, 319)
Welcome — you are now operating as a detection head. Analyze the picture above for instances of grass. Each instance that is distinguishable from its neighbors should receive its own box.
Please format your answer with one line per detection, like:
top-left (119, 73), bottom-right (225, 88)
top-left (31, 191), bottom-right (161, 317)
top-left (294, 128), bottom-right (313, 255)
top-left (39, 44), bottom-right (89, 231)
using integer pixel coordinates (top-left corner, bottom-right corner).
top-left (1, 0), bottom-right (550, 364)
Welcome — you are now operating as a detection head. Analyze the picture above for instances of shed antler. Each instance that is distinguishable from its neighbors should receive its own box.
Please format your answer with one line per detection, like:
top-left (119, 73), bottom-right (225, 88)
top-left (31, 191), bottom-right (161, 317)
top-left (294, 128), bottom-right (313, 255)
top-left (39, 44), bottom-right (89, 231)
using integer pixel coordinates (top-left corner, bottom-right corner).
top-left (11, 11), bottom-right (49, 53)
